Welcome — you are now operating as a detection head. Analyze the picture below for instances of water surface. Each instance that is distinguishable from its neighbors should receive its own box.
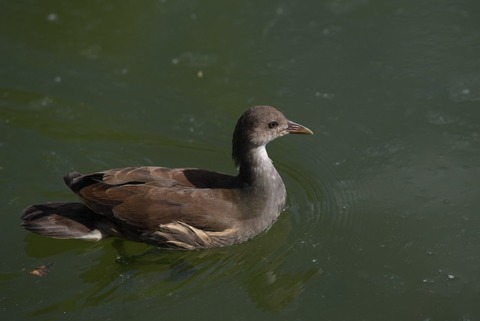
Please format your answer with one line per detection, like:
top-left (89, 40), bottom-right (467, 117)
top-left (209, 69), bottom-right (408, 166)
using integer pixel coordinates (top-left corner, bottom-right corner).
top-left (1, 1), bottom-right (480, 320)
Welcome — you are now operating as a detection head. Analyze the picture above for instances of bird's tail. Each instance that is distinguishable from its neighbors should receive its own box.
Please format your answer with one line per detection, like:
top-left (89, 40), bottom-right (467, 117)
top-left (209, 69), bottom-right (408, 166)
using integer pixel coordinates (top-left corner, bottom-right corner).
top-left (21, 202), bottom-right (107, 241)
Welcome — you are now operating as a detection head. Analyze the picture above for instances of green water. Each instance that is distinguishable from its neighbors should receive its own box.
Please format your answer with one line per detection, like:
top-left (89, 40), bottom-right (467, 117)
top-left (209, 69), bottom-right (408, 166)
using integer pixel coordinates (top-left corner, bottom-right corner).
top-left (2, 1), bottom-right (480, 320)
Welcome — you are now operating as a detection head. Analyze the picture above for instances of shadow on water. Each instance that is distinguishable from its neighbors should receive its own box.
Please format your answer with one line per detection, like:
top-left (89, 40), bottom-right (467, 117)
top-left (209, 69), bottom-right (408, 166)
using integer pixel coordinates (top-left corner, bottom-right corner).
top-left (21, 209), bottom-right (321, 316)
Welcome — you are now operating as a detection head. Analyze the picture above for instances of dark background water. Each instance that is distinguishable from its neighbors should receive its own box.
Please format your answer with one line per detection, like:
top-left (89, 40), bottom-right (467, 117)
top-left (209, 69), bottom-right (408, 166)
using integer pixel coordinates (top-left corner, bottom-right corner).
top-left (1, 1), bottom-right (480, 320)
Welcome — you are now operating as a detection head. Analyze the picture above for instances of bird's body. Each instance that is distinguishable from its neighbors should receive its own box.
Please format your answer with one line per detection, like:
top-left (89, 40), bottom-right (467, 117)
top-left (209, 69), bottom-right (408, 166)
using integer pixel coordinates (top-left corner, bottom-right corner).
top-left (21, 106), bottom-right (312, 250)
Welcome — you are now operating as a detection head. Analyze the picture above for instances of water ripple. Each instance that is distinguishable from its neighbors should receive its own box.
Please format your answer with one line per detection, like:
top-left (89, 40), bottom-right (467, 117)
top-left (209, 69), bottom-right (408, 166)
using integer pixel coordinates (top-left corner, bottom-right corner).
top-left (278, 135), bottom-right (378, 248)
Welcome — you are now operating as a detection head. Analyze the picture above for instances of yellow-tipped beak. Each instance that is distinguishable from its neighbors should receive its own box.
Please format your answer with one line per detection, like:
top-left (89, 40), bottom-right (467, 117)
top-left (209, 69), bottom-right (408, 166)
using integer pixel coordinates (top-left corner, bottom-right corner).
top-left (287, 121), bottom-right (313, 135)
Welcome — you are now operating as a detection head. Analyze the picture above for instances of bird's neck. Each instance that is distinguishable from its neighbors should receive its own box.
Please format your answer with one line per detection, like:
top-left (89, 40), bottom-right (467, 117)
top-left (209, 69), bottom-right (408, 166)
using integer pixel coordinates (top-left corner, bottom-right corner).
top-left (236, 146), bottom-right (277, 183)
top-left (234, 145), bottom-right (286, 215)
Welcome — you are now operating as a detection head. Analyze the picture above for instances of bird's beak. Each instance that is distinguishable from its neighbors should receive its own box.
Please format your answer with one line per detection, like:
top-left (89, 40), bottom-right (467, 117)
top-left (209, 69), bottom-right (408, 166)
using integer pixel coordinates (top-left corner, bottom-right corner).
top-left (287, 121), bottom-right (313, 135)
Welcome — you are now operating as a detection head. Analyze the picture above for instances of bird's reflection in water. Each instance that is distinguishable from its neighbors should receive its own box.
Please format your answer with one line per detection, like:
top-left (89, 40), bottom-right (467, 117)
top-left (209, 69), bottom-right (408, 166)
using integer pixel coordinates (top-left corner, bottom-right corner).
top-left (24, 214), bottom-right (321, 315)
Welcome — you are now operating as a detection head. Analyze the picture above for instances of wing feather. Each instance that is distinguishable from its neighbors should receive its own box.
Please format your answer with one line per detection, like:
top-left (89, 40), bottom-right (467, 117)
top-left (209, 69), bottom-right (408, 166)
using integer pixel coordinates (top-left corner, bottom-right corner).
top-left (71, 172), bottom-right (239, 234)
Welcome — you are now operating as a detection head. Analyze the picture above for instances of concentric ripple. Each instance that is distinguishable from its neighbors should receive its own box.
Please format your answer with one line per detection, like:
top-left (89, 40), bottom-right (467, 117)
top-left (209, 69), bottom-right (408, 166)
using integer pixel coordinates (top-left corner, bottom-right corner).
top-left (276, 134), bottom-right (379, 248)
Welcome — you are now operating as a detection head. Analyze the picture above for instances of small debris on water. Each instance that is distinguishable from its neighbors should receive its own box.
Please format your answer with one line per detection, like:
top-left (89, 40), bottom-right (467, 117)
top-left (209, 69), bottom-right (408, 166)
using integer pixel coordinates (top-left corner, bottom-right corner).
top-left (47, 13), bottom-right (58, 22)
top-left (29, 264), bottom-right (54, 277)
top-left (315, 92), bottom-right (335, 99)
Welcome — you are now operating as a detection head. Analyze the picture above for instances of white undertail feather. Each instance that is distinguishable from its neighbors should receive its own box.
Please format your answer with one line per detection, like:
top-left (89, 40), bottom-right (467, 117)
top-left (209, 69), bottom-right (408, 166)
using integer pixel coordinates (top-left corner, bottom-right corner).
top-left (74, 229), bottom-right (103, 241)
top-left (153, 221), bottom-right (239, 250)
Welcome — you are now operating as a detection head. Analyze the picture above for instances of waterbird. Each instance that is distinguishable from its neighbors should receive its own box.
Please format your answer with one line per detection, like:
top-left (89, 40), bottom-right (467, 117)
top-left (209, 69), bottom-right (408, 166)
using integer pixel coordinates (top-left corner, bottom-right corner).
top-left (21, 106), bottom-right (313, 250)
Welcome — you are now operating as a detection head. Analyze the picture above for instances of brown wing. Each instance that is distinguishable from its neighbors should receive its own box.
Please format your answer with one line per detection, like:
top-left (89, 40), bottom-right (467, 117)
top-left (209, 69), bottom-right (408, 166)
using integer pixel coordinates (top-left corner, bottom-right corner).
top-left (65, 166), bottom-right (241, 233)
top-left (100, 166), bottom-right (194, 187)
top-left (70, 166), bottom-right (239, 189)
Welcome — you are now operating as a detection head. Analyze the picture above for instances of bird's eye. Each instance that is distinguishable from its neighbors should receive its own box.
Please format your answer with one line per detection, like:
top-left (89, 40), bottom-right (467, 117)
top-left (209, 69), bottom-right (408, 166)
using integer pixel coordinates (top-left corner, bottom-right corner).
top-left (268, 121), bottom-right (278, 129)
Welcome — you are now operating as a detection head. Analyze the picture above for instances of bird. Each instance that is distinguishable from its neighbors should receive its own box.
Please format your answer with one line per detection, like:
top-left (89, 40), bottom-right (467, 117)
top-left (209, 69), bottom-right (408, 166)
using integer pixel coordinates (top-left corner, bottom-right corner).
top-left (21, 105), bottom-right (313, 250)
